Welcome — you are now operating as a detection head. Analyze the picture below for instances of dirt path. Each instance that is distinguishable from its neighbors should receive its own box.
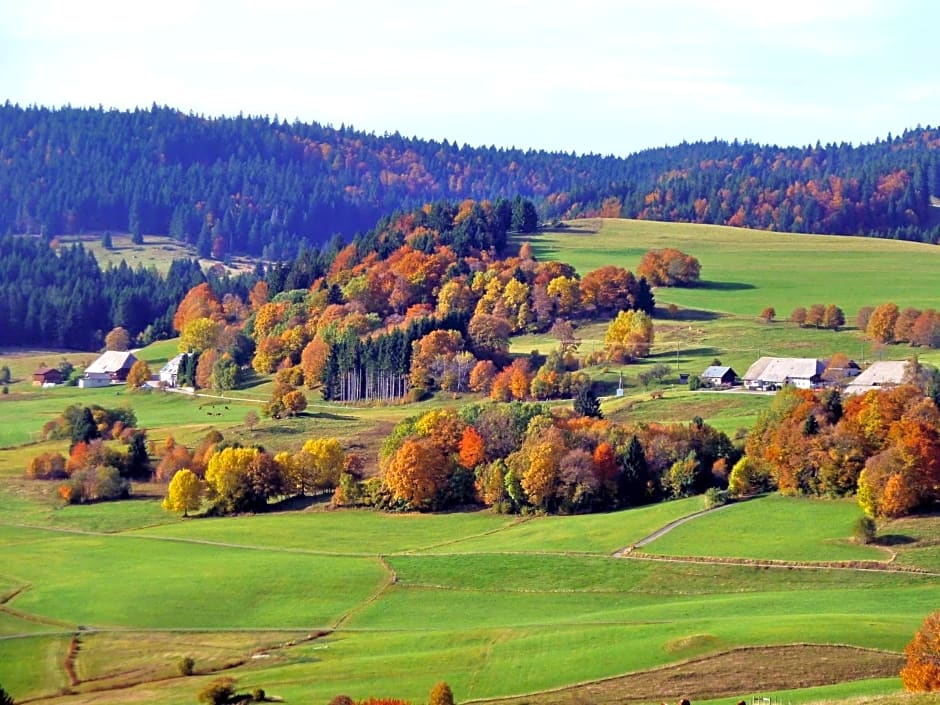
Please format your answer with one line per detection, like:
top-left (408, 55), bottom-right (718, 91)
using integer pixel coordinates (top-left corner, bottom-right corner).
top-left (614, 504), bottom-right (731, 556)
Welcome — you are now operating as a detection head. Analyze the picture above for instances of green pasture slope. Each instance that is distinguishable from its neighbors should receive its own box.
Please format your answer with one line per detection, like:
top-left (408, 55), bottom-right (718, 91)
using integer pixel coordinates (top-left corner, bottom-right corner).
top-left (4, 220), bottom-right (940, 703)
top-left (0, 495), bottom-right (938, 705)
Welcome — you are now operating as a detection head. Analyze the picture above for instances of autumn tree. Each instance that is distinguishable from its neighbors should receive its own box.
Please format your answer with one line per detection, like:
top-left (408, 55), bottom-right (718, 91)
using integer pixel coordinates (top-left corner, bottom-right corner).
top-left (126, 359), bottom-right (152, 388)
top-left (173, 283), bottom-right (223, 333)
top-left (162, 468), bottom-right (203, 516)
top-left (805, 303), bottom-right (826, 328)
top-left (383, 437), bottom-right (449, 510)
top-left (901, 611), bottom-right (940, 692)
top-left (637, 248), bottom-right (701, 287)
top-left (604, 310), bottom-right (654, 362)
top-left (791, 306), bottom-right (807, 327)
top-left (104, 326), bottom-right (131, 351)
top-left (867, 303), bottom-right (900, 343)
top-left (822, 304), bottom-right (845, 330)
top-left (179, 317), bottom-right (222, 354)
top-left (894, 307), bottom-right (921, 343)
top-left (429, 681), bottom-right (455, 705)
top-left (458, 426), bottom-right (486, 470)
top-left (290, 437), bottom-right (345, 495)
top-left (857, 305), bottom-right (875, 332)
top-left (760, 307), bottom-right (775, 324)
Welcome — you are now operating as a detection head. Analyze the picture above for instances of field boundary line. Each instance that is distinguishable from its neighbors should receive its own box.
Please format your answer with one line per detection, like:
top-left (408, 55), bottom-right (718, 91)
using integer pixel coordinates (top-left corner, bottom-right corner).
top-left (622, 551), bottom-right (938, 575)
top-left (461, 642), bottom-right (904, 705)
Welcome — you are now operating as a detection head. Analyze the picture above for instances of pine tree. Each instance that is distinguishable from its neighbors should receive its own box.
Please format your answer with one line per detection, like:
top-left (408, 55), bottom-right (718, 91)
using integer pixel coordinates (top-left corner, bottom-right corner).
top-left (574, 385), bottom-right (602, 418)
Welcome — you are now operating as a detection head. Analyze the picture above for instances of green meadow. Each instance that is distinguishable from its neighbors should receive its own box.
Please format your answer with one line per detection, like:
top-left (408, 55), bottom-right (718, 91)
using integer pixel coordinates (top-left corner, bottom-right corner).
top-left (3, 219), bottom-right (940, 704)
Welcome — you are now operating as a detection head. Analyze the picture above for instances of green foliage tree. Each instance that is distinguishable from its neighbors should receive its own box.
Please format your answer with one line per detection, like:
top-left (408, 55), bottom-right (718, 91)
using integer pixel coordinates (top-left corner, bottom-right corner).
top-left (573, 384), bottom-right (602, 418)
top-left (0, 683), bottom-right (14, 705)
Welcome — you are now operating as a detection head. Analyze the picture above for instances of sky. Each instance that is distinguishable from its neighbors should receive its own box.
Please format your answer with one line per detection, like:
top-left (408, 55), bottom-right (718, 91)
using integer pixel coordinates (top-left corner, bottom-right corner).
top-left (1, 0), bottom-right (937, 157)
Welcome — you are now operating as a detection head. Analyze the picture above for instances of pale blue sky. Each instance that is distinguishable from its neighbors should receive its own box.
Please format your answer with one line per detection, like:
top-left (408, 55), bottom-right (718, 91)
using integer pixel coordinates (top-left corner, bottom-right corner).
top-left (0, 0), bottom-right (936, 156)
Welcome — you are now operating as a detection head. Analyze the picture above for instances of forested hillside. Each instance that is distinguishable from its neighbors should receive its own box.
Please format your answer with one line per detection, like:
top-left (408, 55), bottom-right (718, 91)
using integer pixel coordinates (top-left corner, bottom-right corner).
top-left (2, 104), bottom-right (940, 257)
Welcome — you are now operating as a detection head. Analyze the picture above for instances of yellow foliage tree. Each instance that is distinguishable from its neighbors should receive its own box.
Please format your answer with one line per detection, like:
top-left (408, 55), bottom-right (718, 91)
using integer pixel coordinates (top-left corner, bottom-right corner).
top-left (604, 310), bottom-right (654, 362)
top-left (162, 468), bottom-right (203, 516)
top-left (178, 317), bottom-right (222, 353)
top-left (290, 437), bottom-right (345, 495)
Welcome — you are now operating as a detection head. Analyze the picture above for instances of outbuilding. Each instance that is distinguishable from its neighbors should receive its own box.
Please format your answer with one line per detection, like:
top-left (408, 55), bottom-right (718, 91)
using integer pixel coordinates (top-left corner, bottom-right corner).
top-left (32, 366), bottom-right (64, 386)
top-left (700, 365), bottom-right (737, 387)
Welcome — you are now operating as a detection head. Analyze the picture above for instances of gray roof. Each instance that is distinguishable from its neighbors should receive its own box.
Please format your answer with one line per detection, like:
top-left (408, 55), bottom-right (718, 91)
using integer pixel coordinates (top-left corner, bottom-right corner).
top-left (85, 350), bottom-right (137, 374)
top-left (743, 357), bottom-right (825, 383)
top-left (844, 360), bottom-right (909, 395)
top-left (160, 353), bottom-right (186, 376)
top-left (702, 365), bottom-right (735, 378)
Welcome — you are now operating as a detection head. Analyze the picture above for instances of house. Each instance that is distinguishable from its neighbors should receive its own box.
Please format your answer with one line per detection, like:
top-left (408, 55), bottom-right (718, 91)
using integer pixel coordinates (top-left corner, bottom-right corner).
top-left (700, 365), bottom-right (737, 387)
top-left (79, 350), bottom-right (137, 388)
top-left (844, 360), bottom-right (909, 396)
top-left (159, 353), bottom-right (186, 388)
top-left (742, 357), bottom-right (826, 391)
top-left (32, 366), bottom-right (64, 386)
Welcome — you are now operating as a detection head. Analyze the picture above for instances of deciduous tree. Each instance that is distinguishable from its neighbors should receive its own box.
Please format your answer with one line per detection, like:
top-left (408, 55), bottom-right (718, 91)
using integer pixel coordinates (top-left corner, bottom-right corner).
top-left (126, 359), bottom-right (152, 389)
top-left (162, 468), bottom-right (202, 516)
top-left (104, 326), bottom-right (131, 351)
top-left (901, 611), bottom-right (940, 692)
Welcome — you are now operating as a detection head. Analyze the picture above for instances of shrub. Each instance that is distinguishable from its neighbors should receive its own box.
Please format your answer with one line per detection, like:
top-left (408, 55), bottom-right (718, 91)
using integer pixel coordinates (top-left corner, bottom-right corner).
top-left (429, 681), bottom-right (455, 705)
top-left (197, 677), bottom-right (236, 705)
top-left (178, 656), bottom-right (195, 676)
top-left (252, 687), bottom-right (266, 702)
top-left (0, 683), bottom-right (14, 705)
top-left (704, 487), bottom-right (730, 509)
top-left (853, 516), bottom-right (877, 544)
top-left (688, 375), bottom-right (702, 390)
top-left (329, 696), bottom-right (355, 705)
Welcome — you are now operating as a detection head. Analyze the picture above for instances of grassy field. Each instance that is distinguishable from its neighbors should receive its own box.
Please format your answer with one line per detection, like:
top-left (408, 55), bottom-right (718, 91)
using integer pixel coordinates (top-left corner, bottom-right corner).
top-left (4, 220), bottom-right (940, 704)
top-left (528, 219), bottom-right (940, 318)
top-left (0, 496), bottom-right (937, 704)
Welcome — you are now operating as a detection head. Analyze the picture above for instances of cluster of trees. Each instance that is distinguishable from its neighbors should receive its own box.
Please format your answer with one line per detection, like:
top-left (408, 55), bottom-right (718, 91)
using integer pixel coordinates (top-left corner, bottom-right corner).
top-left (158, 431), bottom-right (353, 515)
top-left (736, 371), bottom-right (940, 518)
top-left (789, 304), bottom-right (846, 330)
top-left (334, 402), bottom-right (737, 514)
top-left (0, 234), bottom-right (226, 349)
top-left (27, 404), bottom-right (150, 504)
top-left (171, 282), bottom-right (256, 390)
top-left (590, 132), bottom-right (940, 243)
top-left (4, 104), bottom-right (940, 257)
top-left (858, 303), bottom-right (940, 347)
top-left (636, 248), bottom-right (701, 287)
top-left (215, 202), bottom-right (658, 406)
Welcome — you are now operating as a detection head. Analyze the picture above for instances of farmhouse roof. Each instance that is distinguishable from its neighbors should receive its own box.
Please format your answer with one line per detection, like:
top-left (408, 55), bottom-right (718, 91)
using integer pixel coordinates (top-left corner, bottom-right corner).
top-left (160, 353), bottom-right (186, 376)
top-left (33, 365), bottom-right (58, 375)
top-left (702, 365), bottom-right (735, 378)
top-left (86, 350), bottom-right (137, 374)
top-left (844, 360), bottom-right (909, 395)
top-left (743, 357), bottom-right (825, 383)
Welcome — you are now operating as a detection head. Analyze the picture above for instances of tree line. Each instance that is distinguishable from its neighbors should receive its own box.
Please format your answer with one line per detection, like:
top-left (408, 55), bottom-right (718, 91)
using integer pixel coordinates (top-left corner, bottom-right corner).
top-left (3, 104), bottom-right (940, 259)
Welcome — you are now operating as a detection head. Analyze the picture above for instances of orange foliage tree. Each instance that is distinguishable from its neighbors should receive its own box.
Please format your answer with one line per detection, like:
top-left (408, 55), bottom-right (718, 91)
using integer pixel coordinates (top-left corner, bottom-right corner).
top-left (901, 611), bottom-right (940, 692)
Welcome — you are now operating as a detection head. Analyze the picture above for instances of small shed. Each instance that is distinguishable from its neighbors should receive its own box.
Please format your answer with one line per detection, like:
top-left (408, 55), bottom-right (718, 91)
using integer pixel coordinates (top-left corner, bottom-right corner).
top-left (700, 365), bottom-right (736, 387)
top-left (32, 366), bottom-right (64, 386)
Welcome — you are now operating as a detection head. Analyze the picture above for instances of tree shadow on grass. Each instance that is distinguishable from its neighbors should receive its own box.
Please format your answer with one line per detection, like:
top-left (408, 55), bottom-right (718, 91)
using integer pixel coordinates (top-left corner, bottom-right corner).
top-left (874, 534), bottom-right (917, 547)
top-left (695, 279), bottom-right (756, 291)
top-left (268, 494), bottom-right (332, 512)
top-left (654, 306), bottom-right (723, 322)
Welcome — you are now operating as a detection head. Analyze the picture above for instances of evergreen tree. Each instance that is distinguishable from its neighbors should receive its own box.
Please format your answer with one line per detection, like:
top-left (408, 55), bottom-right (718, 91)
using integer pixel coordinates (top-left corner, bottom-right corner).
top-left (574, 384), bottom-right (602, 418)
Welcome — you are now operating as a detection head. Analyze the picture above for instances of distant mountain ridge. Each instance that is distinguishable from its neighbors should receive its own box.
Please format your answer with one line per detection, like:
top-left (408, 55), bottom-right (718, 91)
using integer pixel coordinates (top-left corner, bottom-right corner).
top-left (1, 103), bottom-right (938, 257)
